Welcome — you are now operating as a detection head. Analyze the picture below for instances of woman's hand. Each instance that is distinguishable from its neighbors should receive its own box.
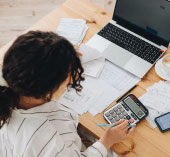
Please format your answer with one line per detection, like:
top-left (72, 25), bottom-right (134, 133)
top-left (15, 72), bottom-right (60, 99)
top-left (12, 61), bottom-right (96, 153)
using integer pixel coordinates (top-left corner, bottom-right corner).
top-left (77, 52), bottom-right (83, 56)
top-left (99, 119), bottom-right (134, 150)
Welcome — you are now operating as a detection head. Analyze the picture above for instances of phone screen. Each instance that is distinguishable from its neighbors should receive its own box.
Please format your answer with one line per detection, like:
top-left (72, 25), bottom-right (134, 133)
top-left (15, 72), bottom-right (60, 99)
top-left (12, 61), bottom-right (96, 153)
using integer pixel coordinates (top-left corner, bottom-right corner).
top-left (155, 112), bottom-right (170, 132)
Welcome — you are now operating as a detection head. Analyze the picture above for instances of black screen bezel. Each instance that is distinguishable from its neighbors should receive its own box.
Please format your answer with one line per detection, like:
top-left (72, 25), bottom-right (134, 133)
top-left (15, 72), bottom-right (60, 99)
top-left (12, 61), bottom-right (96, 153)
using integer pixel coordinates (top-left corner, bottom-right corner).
top-left (113, 0), bottom-right (169, 47)
top-left (155, 112), bottom-right (170, 133)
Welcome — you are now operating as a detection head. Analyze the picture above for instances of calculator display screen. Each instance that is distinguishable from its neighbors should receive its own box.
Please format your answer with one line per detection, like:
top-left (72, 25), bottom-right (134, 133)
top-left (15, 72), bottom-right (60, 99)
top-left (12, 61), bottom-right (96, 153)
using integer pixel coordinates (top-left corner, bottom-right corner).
top-left (124, 97), bottom-right (145, 118)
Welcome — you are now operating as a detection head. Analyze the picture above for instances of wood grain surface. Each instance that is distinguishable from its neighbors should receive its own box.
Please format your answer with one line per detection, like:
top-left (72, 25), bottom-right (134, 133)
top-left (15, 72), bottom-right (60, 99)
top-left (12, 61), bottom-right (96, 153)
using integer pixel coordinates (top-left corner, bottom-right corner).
top-left (0, 0), bottom-right (170, 156)
top-left (0, 0), bottom-right (115, 48)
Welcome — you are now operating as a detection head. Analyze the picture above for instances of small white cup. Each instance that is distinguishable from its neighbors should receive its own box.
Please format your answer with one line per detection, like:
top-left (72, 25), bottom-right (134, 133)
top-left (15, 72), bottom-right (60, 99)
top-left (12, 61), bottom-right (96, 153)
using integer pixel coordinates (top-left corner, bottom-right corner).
top-left (161, 54), bottom-right (170, 76)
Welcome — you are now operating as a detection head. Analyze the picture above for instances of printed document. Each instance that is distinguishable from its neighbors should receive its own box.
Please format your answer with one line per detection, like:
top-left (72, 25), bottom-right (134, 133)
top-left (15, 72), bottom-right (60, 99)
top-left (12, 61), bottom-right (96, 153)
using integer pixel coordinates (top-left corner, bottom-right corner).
top-left (56, 18), bottom-right (88, 46)
top-left (59, 60), bottom-right (140, 115)
top-left (139, 81), bottom-right (170, 128)
top-left (79, 44), bottom-right (105, 77)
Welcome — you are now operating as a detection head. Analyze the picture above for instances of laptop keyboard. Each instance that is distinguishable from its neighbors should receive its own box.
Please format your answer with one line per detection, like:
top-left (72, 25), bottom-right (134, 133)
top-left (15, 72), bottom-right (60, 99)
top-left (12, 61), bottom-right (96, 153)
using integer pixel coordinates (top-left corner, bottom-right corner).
top-left (98, 23), bottom-right (163, 64)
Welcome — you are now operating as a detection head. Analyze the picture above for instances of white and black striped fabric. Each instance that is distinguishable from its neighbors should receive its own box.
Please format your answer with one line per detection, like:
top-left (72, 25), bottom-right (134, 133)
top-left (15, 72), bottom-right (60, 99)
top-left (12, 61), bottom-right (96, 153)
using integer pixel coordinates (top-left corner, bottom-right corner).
top-left (0, 100), bottom-right (107, 157)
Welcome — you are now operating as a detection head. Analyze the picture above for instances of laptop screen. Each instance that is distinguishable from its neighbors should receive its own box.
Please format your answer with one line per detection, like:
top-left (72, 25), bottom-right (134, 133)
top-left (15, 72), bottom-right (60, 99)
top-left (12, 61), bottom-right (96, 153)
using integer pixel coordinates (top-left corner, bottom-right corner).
top-left (113, 0), bottom-right (170, 47)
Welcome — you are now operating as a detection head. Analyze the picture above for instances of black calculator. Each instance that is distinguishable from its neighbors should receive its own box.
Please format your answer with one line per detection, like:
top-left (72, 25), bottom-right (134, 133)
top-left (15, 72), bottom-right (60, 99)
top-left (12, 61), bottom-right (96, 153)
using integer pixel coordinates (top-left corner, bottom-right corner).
top-left (104, 94), bottom-right (149, 125)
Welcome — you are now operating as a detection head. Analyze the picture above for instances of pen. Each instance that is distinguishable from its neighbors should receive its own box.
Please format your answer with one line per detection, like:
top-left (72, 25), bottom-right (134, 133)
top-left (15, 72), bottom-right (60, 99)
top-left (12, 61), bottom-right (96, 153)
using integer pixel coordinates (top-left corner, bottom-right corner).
top-left (116, 85), bottom-right (137, 103)
top-left (96, 123), bottom-right (136, 127)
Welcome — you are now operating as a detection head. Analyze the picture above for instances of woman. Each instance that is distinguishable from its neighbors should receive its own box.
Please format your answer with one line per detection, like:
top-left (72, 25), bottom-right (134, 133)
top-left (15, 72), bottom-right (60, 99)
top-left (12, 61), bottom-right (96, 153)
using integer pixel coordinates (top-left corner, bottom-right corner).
top-left (0, 31), bottom-right (133, 157)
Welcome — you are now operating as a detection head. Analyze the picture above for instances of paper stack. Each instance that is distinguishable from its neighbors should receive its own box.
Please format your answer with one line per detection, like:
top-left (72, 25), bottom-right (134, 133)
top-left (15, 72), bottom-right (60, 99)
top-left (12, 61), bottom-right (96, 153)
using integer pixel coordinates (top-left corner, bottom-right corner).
top-left (59, 57), bottom-right (140, 116)
top-left (59, 77), bottom-right (120, 115)
top-left (139, 81), bottom-right (170, 128)
top-left (79, 44), bottom-right (105, 78)
top-left (56, 18), bottom-right (88, 46)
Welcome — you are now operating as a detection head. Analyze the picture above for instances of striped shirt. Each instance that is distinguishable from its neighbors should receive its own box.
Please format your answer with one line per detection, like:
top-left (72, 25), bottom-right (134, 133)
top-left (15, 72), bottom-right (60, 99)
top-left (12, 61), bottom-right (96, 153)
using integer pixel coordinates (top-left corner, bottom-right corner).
top-left (0, 100), bottom-right (107, 157)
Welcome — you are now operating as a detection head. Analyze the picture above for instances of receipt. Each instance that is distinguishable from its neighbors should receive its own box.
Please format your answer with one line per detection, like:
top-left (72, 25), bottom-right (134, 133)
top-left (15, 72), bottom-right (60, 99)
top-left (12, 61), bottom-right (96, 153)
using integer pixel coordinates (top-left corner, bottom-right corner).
top-left (56, 18), bottom-right (88, 46)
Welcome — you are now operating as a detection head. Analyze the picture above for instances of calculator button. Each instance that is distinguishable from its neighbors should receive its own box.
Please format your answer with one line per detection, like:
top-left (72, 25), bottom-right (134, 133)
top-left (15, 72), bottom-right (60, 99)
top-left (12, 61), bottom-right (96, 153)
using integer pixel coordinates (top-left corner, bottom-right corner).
top-left (117, 105), bottom-right (122, 109)
top-left (116, 110), bottom-right (121, 115)
top-left (111, 119), bottom-right (116, 123)
top-left (105, 112), bottom-right (110, 117)
top-left (115, 117), bottom-right (120, 121)
top-left (108, 116), bottom-right (113, 120)
top-left (113, 107), bottom-right (118, 112)
top-left (123, 111), bottom-right (128, 116)
top-left (124, 106), bottom-right (129, 111)
top-left (129, 119), bottom-right (134, 123)
top-left (119, 114), bottom-right (124, 119)
top-left (109, 110), bottom-right (114, 114)
top-left (131, 113), bottom-right (138, 120)
top-left (121, 102), bottom-right (127, 107)
top-left (122, 103), bottom-right (129, 111)
top-left (112, 113), bottom-right (117, 118)
top-left (134, 116), bottom-right (138, 120)
top-left (120, 108), bottom-right (125, 112)
top-left (126, 115), bottom-right (131, 120)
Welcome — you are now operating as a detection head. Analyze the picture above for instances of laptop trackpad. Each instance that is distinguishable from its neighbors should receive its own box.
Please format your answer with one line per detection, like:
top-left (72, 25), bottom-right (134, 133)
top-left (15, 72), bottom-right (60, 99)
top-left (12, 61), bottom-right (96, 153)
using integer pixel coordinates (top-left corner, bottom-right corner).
top-left (103, 44), bottom-right (133, 67)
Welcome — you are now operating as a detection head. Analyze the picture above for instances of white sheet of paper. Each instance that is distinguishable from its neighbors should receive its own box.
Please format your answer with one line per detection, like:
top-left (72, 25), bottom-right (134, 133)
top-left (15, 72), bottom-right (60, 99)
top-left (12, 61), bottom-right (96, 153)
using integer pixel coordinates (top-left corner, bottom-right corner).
top-left (59, 77), bottom-right (117, 115)
top-left (85, 77), bottom-right (120, 115)
top-left (59, 85), bottom-right (100, 115)
top-left (57, 18), bottom-right (85, 38)
top-left (79, 44), bottom-right (103, 64)
top-left (83, 57), bottom-right (105, 77)
top-left (59, 60), bottom-right (140, 116)
top-left (69, 25), bottom-right (88, 45)
top-left (77, 25), bottom-right (88, 46)
top-left (88, 61), bottom-right (140, 115)
top-left (139, 80), bottom-right (170, 128)
top-left (145, 109), bottom-right (159, 128)
top-left (56, 18), bottom-right (88, 46)
top-left (99, 61), bottom-right (140, 93)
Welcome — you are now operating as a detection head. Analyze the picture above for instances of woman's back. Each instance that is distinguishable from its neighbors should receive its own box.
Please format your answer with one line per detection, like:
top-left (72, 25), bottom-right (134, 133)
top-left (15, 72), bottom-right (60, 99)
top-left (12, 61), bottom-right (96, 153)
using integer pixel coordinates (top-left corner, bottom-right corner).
top-left (0, 31), bottom-right (133, 157)
top-left (1, 100), bottom-right (81, 157)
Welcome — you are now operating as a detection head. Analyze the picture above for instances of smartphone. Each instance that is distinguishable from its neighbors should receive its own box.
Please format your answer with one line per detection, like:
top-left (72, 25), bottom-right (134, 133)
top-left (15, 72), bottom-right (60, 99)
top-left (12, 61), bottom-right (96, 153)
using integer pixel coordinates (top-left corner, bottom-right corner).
top-left (155, 112), bottom-right (170, 133)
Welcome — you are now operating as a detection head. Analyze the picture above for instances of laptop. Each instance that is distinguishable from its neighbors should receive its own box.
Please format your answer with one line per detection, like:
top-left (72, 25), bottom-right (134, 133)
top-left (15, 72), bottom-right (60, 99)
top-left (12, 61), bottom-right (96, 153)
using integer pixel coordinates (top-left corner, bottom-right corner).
top-left (86, 0), bottom-right (170, 78)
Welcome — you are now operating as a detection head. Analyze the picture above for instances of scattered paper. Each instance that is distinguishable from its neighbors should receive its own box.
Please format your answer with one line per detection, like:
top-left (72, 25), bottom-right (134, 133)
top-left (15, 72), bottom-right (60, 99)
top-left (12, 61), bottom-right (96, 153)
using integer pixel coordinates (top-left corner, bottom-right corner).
top-left (83, 58), bottom-right (105, 77)
top-left (59, 60), bottom-right (140, 115)
top-left (99, 61), bottom-right (140, 93)
top-left (78, 44), bottom-right (102, 64)
top-left (139, 81), bottom-right (170, 128)
top-left (56, 18), bottom-right (88, 46)
top-left (59, 83), bottom-right (99, 115)
top-left (59, 77), bottom-right (120, 115)
top-left (78, 44), bottom-right (105, 77)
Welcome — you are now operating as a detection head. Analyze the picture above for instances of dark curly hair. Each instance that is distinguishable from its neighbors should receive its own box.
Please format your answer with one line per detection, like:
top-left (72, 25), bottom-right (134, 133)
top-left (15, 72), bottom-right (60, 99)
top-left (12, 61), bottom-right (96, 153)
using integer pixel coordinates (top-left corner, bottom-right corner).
top-left (0, 31), bottom-right (84, 128)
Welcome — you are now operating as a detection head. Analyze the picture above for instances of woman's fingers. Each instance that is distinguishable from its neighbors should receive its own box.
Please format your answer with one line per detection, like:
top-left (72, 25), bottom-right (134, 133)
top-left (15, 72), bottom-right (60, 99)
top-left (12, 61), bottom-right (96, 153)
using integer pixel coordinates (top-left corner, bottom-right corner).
top-left (115, 119), bottom-right (125, 125)
top-left (116, 120), bottom-right (129, 129)
top-left (77, 52), bottom-right (83, 56)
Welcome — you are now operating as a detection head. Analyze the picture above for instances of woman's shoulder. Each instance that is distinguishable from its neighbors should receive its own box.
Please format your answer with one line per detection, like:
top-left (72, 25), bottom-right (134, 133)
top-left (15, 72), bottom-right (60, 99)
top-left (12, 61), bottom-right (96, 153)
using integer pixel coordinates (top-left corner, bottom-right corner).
top-left (5, 115), bottom-right (65, 156)
top-left (7, 100), bottom-right (78, 133)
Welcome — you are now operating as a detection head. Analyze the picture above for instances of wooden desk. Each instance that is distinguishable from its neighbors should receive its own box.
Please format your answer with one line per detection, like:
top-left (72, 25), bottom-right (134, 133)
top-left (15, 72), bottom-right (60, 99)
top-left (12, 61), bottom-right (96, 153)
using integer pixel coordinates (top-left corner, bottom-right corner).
top-left (0, 0), bottom-right (170, 156)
